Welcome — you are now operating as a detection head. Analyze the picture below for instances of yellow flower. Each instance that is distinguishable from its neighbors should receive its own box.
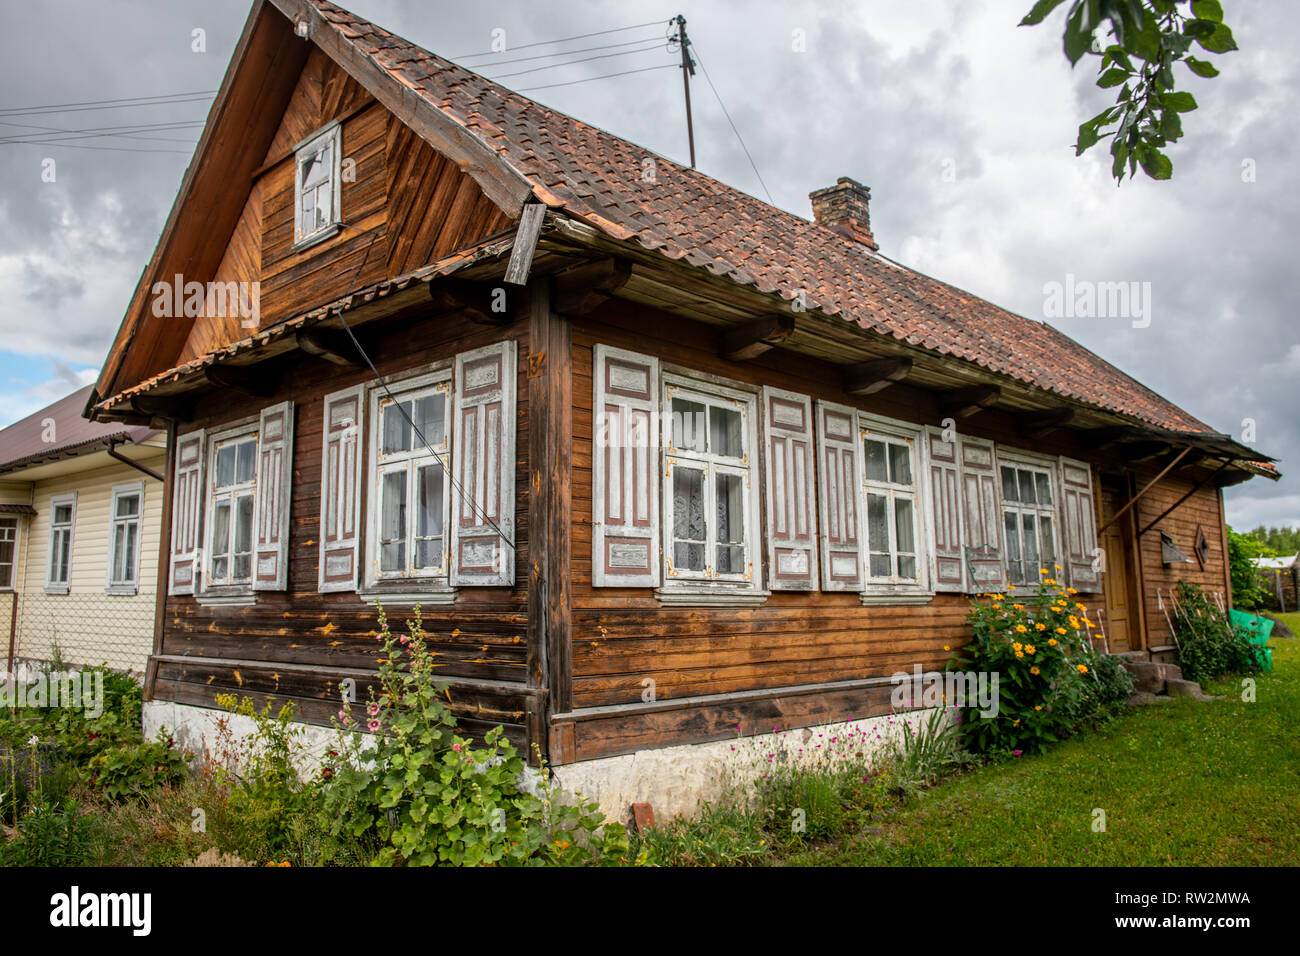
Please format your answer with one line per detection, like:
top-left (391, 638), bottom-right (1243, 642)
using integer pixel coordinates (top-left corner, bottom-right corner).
top-left (1084, 620), bottom-right (1094, 629)
top-left (1013, 604), bottom-right (1025, 610)
top-left (1030, 665), bottom-right (1040, 675)
top-left (1034, 705), bottom-right (1043, 711)
top-left (1007, 584), bottom-right (1016, 590)
top-left (1026, 644), bottom-right (1036, 654)
top-left (1045, 578), bottom-right (1057, 585)
top-left (1075, 603), bottom-right (1087, 612)
top-left (1015, 625), bottom-right (1027, 634)
top-left (1077, 664), bottom-right (1089, 674)
top-left (1069, 615), bottom-right (1080, 627)
top-left (1013, 642), bottom-right (1023, 652)
top-left (1013, 718), bottom-right (1021, 727)
top-left (1015, 651), bottom-right (1024, 659)
top-left (1048, 638), bottom-right (1058, 646)
top-left (1067, 587), bottom-right (1078, 594)
top-left (1054, 564), bottom-right (1063, 571)
top-left (1035, 622), bottom-right (1046, 631)
top-left (1039, 569), bottom-right (1049, 575)
top-left (1056, 627), bottom-right (1067, 635)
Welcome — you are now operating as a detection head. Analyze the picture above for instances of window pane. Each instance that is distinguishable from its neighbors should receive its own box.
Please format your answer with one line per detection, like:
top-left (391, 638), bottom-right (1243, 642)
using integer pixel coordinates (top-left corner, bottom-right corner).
top-left (864, 440), bottom-right (888, 483)
top-left (116, 494), bottom-right (140, 518)
top-left (54, 504), bottom-right (72, 525)
top-left (1001, 466), bottom-right (1018, 503)
top-left (1039, 515), bottom-right (1055, 564)
top-left (1004, 511), bottom-right (1022, 584)
top-left (314, 183), bottom-right (331, 230)
top-left (380, 470), bottom-right (408, 572)
top-left (709, 405), bottom-right (744, 459)
top-left (671, 398), bottom-right (706, 453)
top-left (214, 445), bottom-right (235, 487)
top-left (898, 555), bottom-right (917, 580)
top-left (212, 502), bottom-right (231, 558)
top-left (869, 553), bottom-right (891, 578)
top-left (888, 443), bottom-right (912, 486)
top-left (894, 497), bottom-right (916, 555)
top-left (124, 522), bottom-right (138, 581)
top-left (59, 532), bottom-right (70, 580)
top-left (411, 394), bottom-right (446, 448)
top-left (236, 440), bottom-right (257, 484)
top-left (672, 466), bottom-right (705, 572)
top-left (1022, 513), bottom-right (1040, 576)
top-left (715, 472), bottom-right (745, 574)
top-left (382, 400), bottom-right (413, 455)
top-left (235, 495), bottom-right (254, 554)
top-left (112, 526), bottom-right (125, 581)
top-left (414, 464), bottom-right (444, 571)
top-left (866, 493), bottom-right (889, 580)
top-left (1035, 472), bottom-right (1053, 505)
top-left (212, 556), bottom-right (228, 581)
top-left (234, 554), bottom-right (251, 582)
top-left (1018, 469), bottom-right (1037, 505)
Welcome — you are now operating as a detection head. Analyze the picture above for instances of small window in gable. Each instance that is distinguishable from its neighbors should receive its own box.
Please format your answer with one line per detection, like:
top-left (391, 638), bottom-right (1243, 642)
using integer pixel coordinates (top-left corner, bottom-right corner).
top-left (294, 123), bottom-right (341, 248)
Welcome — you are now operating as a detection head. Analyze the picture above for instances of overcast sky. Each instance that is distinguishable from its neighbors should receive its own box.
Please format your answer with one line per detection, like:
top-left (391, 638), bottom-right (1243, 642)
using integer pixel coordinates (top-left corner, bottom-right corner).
top-left (0, 0), bottom-right (1293, 530)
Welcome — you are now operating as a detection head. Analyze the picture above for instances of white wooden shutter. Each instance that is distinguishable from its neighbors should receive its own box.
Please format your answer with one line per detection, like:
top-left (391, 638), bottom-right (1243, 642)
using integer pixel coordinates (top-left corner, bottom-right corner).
top-left (1059, 456), bottom-right (1100, 592)
top-left (814, 400), bottom-right (864, 592)
top-left (168, 428), bottom-right (205, 596)
top-left (253, 401), bottom-right (294, 591)
top-left (319, 385), bottom-right (364, 592)
top-left (927, 428), bottom-right (965, 592)
top-left (592, 344), bottom-right (660, 587)
top-left (451, 340), bottom-right (517, 587)
top-left (761, 387), bottom-right (818, 591)
top-left (959, 436), bottom-right (1006, 589)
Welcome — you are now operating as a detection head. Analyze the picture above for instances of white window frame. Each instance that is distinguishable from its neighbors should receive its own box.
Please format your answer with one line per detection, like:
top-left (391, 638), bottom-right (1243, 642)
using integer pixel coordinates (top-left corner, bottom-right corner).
top-left (0, 515), bottom-right (20, 591)
top-left (996, 447), bottom-right (1062, 588)
top-left (201, 420), bottom-right (260, 598)
top-left (362, 365), bottom-right (456, 602)
top-left (106, 481), bottom-right (145, 595)
top-left (658, 370), bottom-right (765, 605)
top-left (858, 413), bottom-right (932, 604)
top-left (45, 492), bottom-right (76, 594)
top-left (293, 122), bottom-right (342, 249)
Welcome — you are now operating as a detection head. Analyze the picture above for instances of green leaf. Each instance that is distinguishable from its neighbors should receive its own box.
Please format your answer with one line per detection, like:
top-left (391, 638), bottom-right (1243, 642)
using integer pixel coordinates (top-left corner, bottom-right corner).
top-left (1063, 1), bottom-right (1093, 64)
top-left (1098, 67), bottom-right (1129, 88)
top-left (1191, 0), bottom-right (1224, 23)
top-left (1194, 21), bottom-right (1238, 54)
top-left (1163, 90), bottom-right (1198, 112)
top-left (1185, 56), bottom-right (1220, 77)
top-left (1020, 0), bottom-right (1069, 26)
top-left (1137, 146), bottom-right (1173, 180)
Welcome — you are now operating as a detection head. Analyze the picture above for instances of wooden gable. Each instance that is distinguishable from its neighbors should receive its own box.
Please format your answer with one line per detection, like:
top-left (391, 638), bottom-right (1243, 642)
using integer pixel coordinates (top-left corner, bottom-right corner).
top-left (97, 0), bottom-right (523, 409)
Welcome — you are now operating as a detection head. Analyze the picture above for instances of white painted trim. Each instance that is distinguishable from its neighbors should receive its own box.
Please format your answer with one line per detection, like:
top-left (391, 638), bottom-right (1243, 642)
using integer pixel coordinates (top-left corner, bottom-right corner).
top-left (857, 412), bottom-right (933, 601)
top-left (200, 417), bottom-right (259, 600)
top-left (0, 514), bottom-right (21, 591)
top-left (105, 479), bottom-right (145, 593)
top-left (655, 587), bottom-right (770, 607)
top-left (292, 122), bottom-right (342, 248)
top-left (318, 384), bottom-right (366, 593)
top-left (45, 491), bottom-right (77, 592)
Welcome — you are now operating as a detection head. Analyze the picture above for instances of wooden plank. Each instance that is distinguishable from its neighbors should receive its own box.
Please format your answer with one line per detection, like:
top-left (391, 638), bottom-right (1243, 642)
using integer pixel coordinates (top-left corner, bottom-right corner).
top-left (719, 313), bottom-right (794, 361)
top-left (843, 356), bottom-right (912, 395)
top-left (504, 203), bottom-right (546, 285)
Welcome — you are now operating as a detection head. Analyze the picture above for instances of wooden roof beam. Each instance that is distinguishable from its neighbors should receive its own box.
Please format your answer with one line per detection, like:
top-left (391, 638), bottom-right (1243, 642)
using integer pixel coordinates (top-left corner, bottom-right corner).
top-left (940, 384), bottom-right (1000, 419)
top-left (132, 394), bottom-right (195, 422)
top-left (428, 278), bottom-right (513, 326)
top-left (719, 313), bottom-right (794, 361)
top-left (203, 364), bottom-right (276, 397)
top-left (1078, 425), bottom-right (1143, 450)
top-left (1122, 440), bottom-right (1172, 463)
top-left (553, 257), bottom-right (631, 315)
top-left (843, 356), bottom-right (912, 396)
top-left (296, 328), bottom-right (364, 367)
top-left (1017, 406), bottom-right (1075, 439)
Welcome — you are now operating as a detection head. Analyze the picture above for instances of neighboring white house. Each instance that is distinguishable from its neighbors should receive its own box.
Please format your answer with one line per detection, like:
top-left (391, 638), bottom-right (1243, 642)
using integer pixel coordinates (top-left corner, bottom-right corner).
top-left (0, 386), bottom-right (165, 673)
top-left (1252, 553), bottom-right (1298, 612)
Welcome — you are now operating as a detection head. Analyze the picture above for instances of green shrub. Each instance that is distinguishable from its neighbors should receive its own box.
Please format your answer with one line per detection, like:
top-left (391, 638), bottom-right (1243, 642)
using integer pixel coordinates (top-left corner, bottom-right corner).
top-left (632, 801), bottom-right (767, 866)
top-left (886, 707), bottom-right (975, 792)
top-left (86, 731), bottom-right (191, 801)
top-left (1172, 580), bottom-right (1263, 683)
top-left (0, 798), bottom-right (95, 866)
top-left (1226, 527), bottom-right (1268, 611)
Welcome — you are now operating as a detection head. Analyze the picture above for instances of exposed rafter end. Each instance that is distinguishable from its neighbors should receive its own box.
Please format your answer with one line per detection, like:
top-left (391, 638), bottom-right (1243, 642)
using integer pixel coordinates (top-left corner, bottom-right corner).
top-left (204, 364), bottom-right (276, 397)
top-left (1016, 406), bottom-right (1075, 439)
top-left (429, 279), bottom-right (513, 326)
top-left (843, 356), bottom-right (912, 396)
top-left (940, 384), bottom-right (1000, 419)
top-left (1078, 424), bottom-right (1143, 451)
top-left (719, 313), bottom-right (794, 361)
top-left (553, 257), bottom-right (631, 316)
top-left (503, 202), bottom-right (547, 286)
top-left (132, 394), bottom-right (195, 422)
top-left (296, 328), bottom-right (364, 367)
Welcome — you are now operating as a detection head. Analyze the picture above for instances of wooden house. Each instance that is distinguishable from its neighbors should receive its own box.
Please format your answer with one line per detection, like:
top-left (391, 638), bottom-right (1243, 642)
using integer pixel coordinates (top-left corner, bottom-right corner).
top-left (87, 0), bottom-right (1277, 809)
top-left (1, 386), bottom-right (165, 674)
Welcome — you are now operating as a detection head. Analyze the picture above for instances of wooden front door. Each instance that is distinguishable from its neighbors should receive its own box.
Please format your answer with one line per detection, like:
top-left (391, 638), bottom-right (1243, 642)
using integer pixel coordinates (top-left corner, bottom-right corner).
top-left (1099, 481), bottom-right (1137, 653)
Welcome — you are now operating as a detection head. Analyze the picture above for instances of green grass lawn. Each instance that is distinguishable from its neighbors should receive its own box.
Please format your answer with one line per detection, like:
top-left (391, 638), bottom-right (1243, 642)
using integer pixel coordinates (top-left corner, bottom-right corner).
top-left (783, 636), bottom-right (1300, 867)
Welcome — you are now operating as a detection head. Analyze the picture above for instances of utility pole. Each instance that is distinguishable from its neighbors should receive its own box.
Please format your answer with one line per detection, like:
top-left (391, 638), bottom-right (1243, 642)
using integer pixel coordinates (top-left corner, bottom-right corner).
top-left (674, 14), bottom-right (696, 168)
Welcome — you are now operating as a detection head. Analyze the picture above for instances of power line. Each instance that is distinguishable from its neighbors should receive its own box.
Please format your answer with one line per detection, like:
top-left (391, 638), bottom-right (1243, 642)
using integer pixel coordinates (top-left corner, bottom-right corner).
top-left (0, 91), bottom-right (215, 119)
top-left (0, 118), bottom-right (201, 146)
top-left (488, 41), bottom-right (668, 80)
top-left (0, 120), bottom-right (203, 146)
top-left (0, 139), bottom-right (191, 154)
top-left (691, 44), bottom-right (773, 203)
top-left (518, 62), bottom-right (677, 93)
top-left (467, 34), bottom-right (666, 68)
top-left (454, 19), bottom-right (670, 59)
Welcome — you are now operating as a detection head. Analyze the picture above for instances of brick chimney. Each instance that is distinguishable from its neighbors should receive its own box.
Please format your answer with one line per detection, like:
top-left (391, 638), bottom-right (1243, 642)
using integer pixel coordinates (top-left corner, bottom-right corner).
top-left (809, 177), bottom-right (877, 251)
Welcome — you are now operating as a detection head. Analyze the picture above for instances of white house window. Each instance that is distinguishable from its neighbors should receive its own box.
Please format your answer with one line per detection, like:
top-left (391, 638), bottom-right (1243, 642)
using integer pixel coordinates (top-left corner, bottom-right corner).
top-left (46, 493), bottom-right (76, 593)
top-left (366, 370), bottom-right (453, 589)
top-left (294, 124), bottom-right (341, 246)
top-left (1000, 459), bottom-right (1059, 586)
top-left (0, 517), bottom-right (18, 589)
top-left (861, 425), bottom-right (925, 591)
top-left (206, 428), bottom-right (259, 587)
top-left (661, 376), bottom-right (760, 598)
top-left (107, 483), bottom-right (143, 593)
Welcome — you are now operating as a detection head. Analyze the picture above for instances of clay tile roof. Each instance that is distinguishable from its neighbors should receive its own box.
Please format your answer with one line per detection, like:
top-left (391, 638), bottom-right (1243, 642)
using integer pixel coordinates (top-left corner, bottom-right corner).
top-left (0, 385), bottom-right (158, 475)
top-left (300, 0), bottom-right (1222, 438)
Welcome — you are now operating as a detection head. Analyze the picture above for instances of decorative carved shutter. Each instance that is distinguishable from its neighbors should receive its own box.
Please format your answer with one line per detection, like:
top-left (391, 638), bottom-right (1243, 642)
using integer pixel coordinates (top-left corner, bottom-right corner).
top-left (814, 400), bottom-right (864, 592)
top-left (168, 428), bottom-right (205, 596)
top-left (959, 436), bottom-right (1006, 589)
top-left (1060, 456), bottom-right (1100, 592)
top-left (451, 340), bottom-right (517, 587)
top-left (253, 402), bottom-right (294, 591)
top-left (761, 387), bottom-right (818, 591)
top-left (927, 428), bottom-right (965, 593)
top-left (319, 385), bottom-right (364, 592)
top-left (592, 344), bottom-right (660, 587)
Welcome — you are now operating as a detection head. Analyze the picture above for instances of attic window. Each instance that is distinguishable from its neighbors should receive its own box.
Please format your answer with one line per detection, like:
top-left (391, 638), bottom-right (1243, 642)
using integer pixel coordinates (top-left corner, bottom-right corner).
top-left (294, 123), bottom-right (341, 247)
